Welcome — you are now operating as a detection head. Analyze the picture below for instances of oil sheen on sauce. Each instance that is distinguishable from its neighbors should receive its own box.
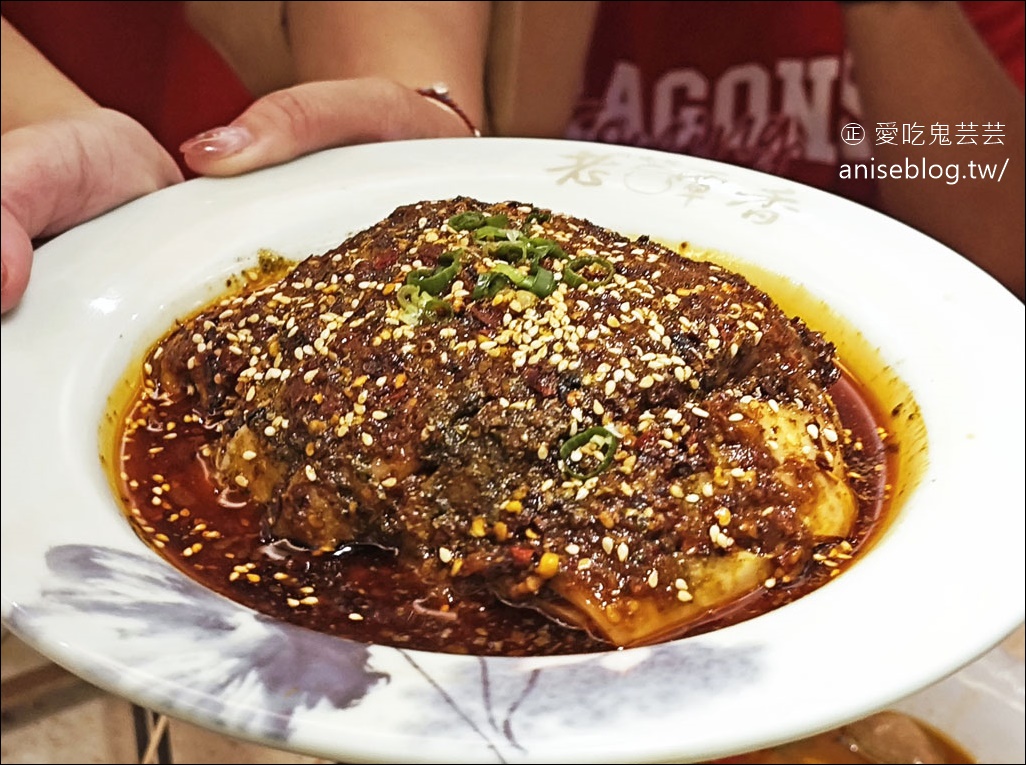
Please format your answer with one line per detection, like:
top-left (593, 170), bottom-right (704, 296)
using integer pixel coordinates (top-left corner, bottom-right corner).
top-left (106, 246), bottom-right (922, 657)
top-left (112, 356), bottom-right (893, 657)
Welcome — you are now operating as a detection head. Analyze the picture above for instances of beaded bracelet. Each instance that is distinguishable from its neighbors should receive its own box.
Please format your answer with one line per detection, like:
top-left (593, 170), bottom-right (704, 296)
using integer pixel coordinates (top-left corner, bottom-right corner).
top-left (416, 84), bottom-right (482, 137)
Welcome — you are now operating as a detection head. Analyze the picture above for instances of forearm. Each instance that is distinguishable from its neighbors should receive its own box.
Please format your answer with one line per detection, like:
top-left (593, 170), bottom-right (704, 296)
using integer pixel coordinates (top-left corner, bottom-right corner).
top-left (185, 1), bottom-right (491, 130)
top-left (1, 16), bottom-right (98, 133)
top-left (284, 1), bottom-right (490, 129)
top-left (180, 1), bottom-right (492, 175)
top-left (842, 1), bottom-right (1025, 298)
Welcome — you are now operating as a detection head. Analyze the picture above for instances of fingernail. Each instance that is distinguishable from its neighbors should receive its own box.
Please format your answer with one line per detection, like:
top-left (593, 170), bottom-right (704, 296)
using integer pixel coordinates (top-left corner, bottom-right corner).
top-left (179, 125), bottom-right (253, 158)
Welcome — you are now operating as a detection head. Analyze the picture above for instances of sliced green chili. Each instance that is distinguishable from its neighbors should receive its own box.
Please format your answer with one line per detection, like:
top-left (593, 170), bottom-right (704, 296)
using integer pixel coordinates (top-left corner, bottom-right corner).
top-left (447, 211), bottom-right (487, 231)
top-left (420, 296), bottom-right (454, 323)
top-left (558, 426), bottom-right (620, 480)
top-left (452, 212), bottom-right (511, 232)
top-left (563, 256), bottom-right (615, 289)
top-left (471, 270), bottom-right (512, 300)
top-left (396, 283), bottom-right (453, 326)
top-left (396, 283), bottom-right (420, 309)
top-left (437, 213), bottom-right (566, 304)
top-left (396, 284), bottom-right (425, 326)
top-left (405, 249), bottom-right (462, 296)
top-left (525, 266), bottom-right (556, 298)
top-left (486, 262), bottom-right (556, 298)
top-left (482, 235), bottom-right (564, 267)
top-left (486, 239), bottom-right (531, 264)
top-left (526, 238), bottom-right (567, 262)
top-left (523, 208), bottom-right (551, 230)
top-left (472, 225), bottom-right (514, 242)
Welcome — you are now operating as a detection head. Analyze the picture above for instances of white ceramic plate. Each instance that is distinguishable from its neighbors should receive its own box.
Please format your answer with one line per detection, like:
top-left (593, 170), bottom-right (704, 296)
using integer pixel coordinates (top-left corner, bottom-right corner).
top-left (2, 138), bottom-right (1023, 763)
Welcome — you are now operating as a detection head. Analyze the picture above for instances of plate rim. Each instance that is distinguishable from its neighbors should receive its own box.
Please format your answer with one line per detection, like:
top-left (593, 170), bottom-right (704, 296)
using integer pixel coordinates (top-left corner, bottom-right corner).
top-left (2, 137), bottom-right (1023, 764)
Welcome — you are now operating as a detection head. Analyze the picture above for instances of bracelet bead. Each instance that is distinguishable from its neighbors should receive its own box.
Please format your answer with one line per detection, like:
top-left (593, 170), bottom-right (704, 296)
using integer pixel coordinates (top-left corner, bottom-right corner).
top-left (416, 84), bottom-right (482, 137)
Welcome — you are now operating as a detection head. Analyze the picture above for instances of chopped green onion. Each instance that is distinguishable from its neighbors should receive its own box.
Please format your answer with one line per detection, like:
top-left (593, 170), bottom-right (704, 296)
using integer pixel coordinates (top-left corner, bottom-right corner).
top-left (558, 426), bottom-right (620, 480)
top-left (405, 249), bottom-right (462, 296)
top-left (563, 256), bottom-right (615, 289)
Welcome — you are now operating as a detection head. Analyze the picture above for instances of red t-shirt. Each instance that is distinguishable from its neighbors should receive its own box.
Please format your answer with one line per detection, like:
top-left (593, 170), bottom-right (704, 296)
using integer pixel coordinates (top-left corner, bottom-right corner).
top-left (566, 1), bottom-right (1025, 207)
top-left (1, 0), bottom-right (252, 177)
top-left (4, 0), bottom-right (1023, 197)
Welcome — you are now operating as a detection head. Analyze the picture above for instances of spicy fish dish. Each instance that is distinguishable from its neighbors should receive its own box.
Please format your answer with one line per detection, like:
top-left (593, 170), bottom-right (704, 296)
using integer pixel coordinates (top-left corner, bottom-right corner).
top-left (113, 197), bottom-right (889, 656)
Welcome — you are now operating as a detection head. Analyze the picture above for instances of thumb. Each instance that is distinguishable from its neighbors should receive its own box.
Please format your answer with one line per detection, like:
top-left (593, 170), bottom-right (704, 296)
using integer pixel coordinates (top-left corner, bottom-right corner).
top-left (180, 77), bottom-right (477, 177)
top-left (1, 205), bottom-right (33, 315)
top-left (1, 109), bottom-right (182, 314)
top-left (2, 109), bottom-right (182, 239)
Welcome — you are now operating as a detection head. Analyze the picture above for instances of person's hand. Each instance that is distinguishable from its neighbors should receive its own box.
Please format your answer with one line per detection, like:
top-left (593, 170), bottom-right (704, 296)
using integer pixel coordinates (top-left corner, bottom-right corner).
top-left (1, 108), bottom-right (183, 314)
top-left (180, 77), bottom-right (479, 177)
